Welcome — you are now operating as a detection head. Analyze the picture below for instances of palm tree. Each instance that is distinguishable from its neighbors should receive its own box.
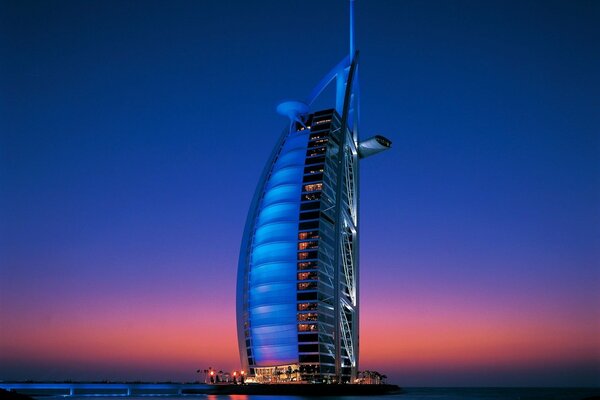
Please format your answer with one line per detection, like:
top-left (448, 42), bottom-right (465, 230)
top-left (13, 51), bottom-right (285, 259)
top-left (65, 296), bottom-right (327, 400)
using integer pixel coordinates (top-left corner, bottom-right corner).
top-left (275, 368), bottom-right (283, 383)
top-left (374, 371), bottom-right (382, 384)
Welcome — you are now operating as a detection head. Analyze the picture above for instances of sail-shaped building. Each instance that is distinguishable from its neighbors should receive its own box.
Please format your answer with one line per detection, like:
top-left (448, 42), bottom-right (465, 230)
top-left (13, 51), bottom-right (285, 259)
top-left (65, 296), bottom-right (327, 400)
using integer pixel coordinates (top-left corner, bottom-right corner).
top-left (236, 1), bottom-right (391, 384)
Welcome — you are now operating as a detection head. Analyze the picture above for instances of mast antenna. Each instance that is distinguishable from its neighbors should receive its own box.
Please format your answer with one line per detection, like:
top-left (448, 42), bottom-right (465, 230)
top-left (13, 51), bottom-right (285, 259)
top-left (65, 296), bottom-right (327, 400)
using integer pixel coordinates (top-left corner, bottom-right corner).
top-left (349, 0), bottom-right (355, 58)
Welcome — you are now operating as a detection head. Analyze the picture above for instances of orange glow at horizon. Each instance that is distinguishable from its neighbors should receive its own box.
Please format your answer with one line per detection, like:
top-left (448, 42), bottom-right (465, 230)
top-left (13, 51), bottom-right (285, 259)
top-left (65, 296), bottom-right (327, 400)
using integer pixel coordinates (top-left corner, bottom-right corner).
top-left (3, 297), bottom-right (598, 379)
top-left (359, 296), bottom-right (600, 373)
top-left (1, 261), bottom-right (598, 382)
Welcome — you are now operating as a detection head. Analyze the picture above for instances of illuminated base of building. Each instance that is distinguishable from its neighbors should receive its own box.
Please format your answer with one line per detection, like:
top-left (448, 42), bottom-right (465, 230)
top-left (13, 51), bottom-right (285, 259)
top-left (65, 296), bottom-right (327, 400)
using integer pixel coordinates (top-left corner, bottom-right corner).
top-left (252, 363), bottom-right (301, 383)
top-left (250, 363), bottom-right (354, 384)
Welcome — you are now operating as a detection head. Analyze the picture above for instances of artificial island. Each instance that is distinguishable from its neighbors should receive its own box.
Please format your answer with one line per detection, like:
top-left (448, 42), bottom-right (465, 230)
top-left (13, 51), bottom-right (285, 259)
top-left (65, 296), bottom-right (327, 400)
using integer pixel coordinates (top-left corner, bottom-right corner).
top-left (233, 0), bottom-right (395, 393)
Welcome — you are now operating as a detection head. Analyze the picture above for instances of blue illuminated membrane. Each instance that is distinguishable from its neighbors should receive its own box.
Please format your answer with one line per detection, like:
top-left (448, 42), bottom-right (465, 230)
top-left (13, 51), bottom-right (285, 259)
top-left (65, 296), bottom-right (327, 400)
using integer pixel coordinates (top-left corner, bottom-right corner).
top-left (248, 132), bottom-right (308, 366)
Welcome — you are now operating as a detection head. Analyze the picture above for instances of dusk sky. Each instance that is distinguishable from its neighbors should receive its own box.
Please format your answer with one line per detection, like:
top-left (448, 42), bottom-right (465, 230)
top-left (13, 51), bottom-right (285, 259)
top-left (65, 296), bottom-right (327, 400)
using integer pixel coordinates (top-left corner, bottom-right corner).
top-left (1, 0), bottom-right (599, 387)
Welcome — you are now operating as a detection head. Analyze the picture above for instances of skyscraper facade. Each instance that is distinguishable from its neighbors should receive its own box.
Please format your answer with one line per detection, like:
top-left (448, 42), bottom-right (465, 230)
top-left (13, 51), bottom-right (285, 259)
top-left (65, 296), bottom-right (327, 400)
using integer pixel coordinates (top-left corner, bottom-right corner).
top-left (236, 1), bottom-right (390, 384)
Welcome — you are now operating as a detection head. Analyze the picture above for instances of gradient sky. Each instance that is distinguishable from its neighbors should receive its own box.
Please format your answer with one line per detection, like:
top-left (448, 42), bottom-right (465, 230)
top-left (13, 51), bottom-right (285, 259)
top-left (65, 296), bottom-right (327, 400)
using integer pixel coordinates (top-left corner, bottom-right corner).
top-left (1, 0), bottom-right (599, 387)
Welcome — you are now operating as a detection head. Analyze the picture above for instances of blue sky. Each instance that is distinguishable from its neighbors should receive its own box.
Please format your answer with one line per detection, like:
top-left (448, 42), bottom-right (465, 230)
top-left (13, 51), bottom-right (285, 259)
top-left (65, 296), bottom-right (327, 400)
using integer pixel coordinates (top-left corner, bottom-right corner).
top-left (1, 0), bottom-right (599, 386)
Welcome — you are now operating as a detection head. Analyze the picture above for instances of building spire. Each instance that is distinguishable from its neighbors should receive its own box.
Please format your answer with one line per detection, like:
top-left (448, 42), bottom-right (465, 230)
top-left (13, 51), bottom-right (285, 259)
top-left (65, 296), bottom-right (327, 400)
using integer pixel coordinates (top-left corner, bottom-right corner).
top-left (349, 0), bottom-right (355, 59)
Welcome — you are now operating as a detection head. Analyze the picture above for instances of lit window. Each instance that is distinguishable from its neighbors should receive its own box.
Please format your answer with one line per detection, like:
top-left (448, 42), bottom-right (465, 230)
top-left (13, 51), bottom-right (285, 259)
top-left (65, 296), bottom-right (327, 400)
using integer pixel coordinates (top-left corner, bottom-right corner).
top-left (298, 231), bottom-right (319, 240)
top-left (303, 183), bottom-right (323, 192)
top-left (308, 139), bottom-right (328, 149)
top-left (298, 282), bottom-right (317, 291)
top-left (297, 271), bottom-right (317, 281)
top-left (297, 251), bottom-right (317, 260)
top-left (298, 241), bottom-right (318, 250)
top-left (297, 302), bottom-right (318, 311)
top-left (302, 192), bottom-right (322, 201)
top-left (298, 323), bottom-right (317, 332)
top-left (307, 147), bottom-right (327, 157)
top-left (298, 313), bottom-right (318, 321)
top-left (310, 132), bottom-right (327, 141)
top-left (297, 261), bottom-right (317, 270)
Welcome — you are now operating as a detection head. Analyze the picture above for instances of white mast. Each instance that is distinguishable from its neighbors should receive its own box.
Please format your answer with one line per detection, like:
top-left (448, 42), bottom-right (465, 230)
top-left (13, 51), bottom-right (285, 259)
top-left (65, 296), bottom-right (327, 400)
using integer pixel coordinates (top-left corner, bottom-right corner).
top-left (350, 0), bottom-right (355, 58)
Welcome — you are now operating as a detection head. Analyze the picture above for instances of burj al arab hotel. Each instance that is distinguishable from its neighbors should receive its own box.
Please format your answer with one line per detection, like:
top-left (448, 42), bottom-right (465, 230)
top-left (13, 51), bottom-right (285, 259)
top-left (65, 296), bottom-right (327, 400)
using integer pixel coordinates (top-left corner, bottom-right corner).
top-left (236, 1), bottom-right (391, 384)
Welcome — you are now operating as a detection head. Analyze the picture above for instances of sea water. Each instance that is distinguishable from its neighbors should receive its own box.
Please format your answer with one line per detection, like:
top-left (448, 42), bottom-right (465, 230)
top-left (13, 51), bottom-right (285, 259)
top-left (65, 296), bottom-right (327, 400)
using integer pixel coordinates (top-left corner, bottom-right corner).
top-left (36, 387), bottom-right (600, 400)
